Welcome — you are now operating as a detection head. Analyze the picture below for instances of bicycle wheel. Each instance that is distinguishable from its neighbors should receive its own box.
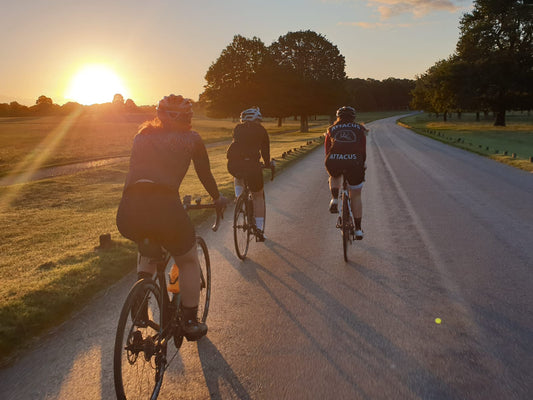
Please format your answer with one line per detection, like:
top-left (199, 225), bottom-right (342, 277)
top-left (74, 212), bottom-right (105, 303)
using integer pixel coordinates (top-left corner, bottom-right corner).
top-left (233, 194), bottom-right (251, 259)
top-left (342, 192), bottom-right (350, 262)
top-left (196, 236), bottom-right (211, 322)
top-left (114, 279), bottom-right (165, 400)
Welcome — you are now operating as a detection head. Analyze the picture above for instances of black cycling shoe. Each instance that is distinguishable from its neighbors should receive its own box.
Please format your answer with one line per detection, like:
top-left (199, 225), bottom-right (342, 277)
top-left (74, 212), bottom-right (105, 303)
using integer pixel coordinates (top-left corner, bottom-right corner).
top-left (181, 305), bottom-right (207, 341)
top-left (182, 320), bottom-right (208, 341)
top-left (255, 230), bottom-right (265, 242)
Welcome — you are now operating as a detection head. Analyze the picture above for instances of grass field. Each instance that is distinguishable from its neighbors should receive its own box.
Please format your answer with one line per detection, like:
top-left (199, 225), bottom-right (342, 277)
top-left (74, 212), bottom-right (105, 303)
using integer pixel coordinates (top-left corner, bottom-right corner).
top-left (399, 112), bottom-right (533, 172)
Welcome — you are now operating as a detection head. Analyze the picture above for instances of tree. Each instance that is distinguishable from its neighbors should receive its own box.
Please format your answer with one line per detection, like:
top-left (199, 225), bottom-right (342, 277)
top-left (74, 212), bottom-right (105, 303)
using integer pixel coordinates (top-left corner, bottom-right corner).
top-left (113, 93), bottom-right (125, 105)
top-left (269, 30), bottom-right (346, 132)
top-left (456, 0), bottom-right (533, 126)
top-left (36, 95), bottom-right (53, 105)
top-left (202, 35), bottom-right (269, 118)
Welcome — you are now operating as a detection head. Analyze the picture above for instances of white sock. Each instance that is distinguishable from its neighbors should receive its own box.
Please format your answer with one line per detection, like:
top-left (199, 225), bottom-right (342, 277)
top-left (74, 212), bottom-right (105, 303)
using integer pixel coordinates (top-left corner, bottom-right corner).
top-left (255, 217), bottom-right (264, 231)
top-left (235, 185), bottom-right (243, 197)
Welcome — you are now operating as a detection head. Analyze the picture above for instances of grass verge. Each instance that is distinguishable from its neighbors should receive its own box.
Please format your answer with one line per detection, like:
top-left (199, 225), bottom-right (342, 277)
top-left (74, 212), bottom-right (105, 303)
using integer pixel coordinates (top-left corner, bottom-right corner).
top-left (399, 112), bottom-right (533, 173)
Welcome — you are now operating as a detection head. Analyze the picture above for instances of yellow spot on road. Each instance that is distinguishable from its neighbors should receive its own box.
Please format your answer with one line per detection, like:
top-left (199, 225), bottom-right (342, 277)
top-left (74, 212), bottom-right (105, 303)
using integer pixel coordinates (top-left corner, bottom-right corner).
top-left (435, 318), bottom-right (442, 324)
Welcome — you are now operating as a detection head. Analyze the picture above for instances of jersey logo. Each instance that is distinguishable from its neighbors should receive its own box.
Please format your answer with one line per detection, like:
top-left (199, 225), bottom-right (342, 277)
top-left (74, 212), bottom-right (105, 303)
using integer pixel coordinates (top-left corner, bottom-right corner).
top-left (329, 153), bottom-right (358, 160)
top-left (334, 129), bottom-right (357, 143)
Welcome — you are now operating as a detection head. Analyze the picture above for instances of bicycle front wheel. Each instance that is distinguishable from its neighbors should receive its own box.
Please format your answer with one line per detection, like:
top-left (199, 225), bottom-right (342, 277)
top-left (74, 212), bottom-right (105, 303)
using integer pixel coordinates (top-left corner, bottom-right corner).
top-left (196, 236), bottom-right (211, 323)
top-left (233, 194), bottom-right (251, 260)
top-left (114, 279), bottom-right (165, 400)
top-left (342, 192), bottom-right (350, 262)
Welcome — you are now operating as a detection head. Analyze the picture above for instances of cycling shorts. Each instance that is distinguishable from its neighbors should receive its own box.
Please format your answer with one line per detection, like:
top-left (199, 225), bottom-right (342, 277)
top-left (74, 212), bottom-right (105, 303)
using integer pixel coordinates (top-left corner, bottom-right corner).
top-left (325, 153), bottom-right (365, 188)
top-left (116, 183), bottom-right (195, 257)
top-left (227, 159), bottom-right (264, 192)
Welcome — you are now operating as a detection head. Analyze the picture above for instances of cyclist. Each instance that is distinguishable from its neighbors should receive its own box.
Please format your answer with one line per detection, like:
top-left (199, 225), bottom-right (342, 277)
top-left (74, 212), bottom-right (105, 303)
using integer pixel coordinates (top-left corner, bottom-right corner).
top-left (116, 94), bottom-right (227, 341)
top-left (226, 106), bottom-right (273, 242)
top-left (324, 106), bottom-right (368, 240)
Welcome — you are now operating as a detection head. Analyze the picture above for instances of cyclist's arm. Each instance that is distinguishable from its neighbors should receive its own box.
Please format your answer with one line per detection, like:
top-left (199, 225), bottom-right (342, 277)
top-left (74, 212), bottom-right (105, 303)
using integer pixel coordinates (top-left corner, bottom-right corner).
top-left (325, 130), bottom-right (333, 154)
top-left (260, 127), bottom-right (271, 164)
top-left (192, 138), bottom-right (220, 200)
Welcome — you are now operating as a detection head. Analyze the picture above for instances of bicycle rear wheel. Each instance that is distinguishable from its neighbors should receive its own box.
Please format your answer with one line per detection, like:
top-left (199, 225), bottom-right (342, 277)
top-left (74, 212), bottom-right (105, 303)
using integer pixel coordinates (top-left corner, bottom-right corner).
top-left (342, 192), bottom-right (350, 262)
top-left (233, 194), bottom-right (251, 259)
top-left (196, 236), bottom-right (211, 323)
top-left (114, 279), bottom-right (165, 400)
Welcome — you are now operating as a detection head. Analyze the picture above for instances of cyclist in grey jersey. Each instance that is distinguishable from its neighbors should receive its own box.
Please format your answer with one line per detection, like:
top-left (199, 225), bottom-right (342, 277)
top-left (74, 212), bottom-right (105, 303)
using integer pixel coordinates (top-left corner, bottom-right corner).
top-left (117, 94), bottom-right (227, 341)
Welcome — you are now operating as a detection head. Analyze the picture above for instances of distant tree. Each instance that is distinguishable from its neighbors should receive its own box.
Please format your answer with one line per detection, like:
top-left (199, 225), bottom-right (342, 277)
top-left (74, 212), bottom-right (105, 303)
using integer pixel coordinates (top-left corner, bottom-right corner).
top-left (124, 98), bottom-right (137, 111)
top-left (269, 30), bottom-right (346, 132)
top-left (202, 35), bottom-right (269, 118)
top-left (36, 95), bottom-right (53, 105)
top-left (113, 93), bottom-right (125, 105)
top-left (456, 0), bottom-right (533, 126)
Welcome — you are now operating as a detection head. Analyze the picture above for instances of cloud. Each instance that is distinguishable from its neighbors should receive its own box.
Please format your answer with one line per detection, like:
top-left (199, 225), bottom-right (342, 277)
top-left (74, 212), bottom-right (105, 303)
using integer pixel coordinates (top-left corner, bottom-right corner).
top-left (369, 0), bottom-right (462, 19)
top-left (337, 21), bottom-right (414, 29)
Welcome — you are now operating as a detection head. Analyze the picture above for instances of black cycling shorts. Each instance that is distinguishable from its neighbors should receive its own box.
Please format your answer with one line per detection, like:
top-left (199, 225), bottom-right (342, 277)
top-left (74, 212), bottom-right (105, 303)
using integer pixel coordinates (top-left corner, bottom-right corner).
top-left (227, 159), bottom-right (264, 192)
top-left (116, 183), bottom-right (195, 257)
top-left (325, 154), bottom-right (365, 187)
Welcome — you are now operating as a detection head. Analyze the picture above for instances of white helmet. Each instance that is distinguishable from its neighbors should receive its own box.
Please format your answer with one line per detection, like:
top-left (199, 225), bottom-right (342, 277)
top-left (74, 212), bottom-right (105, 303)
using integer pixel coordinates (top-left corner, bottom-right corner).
top-left (156, 94), bottom-right (193, 122)
top-left (240, 107), bottom-right (262, 123)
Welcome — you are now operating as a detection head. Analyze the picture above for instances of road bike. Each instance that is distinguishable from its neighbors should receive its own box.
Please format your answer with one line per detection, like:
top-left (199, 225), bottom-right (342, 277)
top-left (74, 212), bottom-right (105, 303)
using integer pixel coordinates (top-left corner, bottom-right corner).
top-left (113, 197), bottom-right (223, 400)
top-left (336, 174), bottom-right (356, 262)
top-left (233, 164), bottom-right (274, 260)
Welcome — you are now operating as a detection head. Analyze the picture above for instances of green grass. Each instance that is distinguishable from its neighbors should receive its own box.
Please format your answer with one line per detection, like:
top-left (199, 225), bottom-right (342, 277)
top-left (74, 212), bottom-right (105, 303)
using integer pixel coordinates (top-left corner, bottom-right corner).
top-left (0, 111), bottom-right (400, 364)
top-left (399, 112), bottom-right (533, 172)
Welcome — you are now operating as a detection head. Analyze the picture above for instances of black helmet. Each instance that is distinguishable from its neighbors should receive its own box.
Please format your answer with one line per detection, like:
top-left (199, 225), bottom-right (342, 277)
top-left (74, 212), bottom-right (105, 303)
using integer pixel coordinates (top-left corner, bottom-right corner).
top-left (336, 106), bottom-right (356, 121)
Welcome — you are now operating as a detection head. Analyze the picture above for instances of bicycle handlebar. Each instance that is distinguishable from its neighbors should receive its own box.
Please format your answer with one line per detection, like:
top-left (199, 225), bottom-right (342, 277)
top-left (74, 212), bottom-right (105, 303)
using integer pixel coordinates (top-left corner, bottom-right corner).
top-left (182, 195), bottom-right (225, 232)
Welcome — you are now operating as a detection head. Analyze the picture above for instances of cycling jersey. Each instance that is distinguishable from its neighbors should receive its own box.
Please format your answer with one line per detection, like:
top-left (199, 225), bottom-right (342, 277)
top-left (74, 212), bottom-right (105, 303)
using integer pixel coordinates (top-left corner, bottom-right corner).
top-left (325, 122), bottom-right (367, 186)
top-left (117, 126), bottom-right (219, 256)
top-left (227, 121), bottom-right (270, 192)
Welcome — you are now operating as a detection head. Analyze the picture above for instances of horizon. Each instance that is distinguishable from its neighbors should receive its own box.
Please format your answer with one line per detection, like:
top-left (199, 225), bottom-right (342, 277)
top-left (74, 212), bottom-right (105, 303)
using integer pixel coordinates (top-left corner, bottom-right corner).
top-left (2, 0), bottom-right (473, 107)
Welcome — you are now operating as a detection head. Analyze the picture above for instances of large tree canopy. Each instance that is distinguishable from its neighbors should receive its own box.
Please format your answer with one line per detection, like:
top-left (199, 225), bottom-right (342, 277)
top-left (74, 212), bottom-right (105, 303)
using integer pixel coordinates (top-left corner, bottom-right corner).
top-left (455, 0), bottom-right (533, 125)
top-left (269, 30), bottom-right (346, 131)
top-left (202, 35), bottom-right (269, 118)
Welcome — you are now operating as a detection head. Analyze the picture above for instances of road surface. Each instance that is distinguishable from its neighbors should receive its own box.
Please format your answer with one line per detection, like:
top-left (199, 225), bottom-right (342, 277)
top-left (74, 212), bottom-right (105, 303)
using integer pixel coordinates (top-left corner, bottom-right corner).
top-left (1, 116), bottom-right (532, 399)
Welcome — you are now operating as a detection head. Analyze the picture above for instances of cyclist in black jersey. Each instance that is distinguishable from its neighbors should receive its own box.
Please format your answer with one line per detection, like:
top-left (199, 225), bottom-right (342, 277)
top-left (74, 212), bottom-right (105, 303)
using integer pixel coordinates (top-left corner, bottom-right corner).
top-left (116, 94), bottom-right (227, 341)
top-left (226, 107), bottom-right (274, 242)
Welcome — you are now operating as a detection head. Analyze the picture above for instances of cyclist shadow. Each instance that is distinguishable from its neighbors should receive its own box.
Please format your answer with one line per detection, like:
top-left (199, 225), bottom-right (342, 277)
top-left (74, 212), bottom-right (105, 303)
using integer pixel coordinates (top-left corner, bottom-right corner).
top-left (197, 338), bottom-right (252, 400)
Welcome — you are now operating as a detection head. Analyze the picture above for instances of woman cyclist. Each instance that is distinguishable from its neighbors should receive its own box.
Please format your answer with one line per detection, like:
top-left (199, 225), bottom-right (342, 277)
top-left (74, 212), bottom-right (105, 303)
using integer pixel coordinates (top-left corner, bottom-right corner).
top-left (324, 106), bottom-right (368, 239)
top-left (226, 107), bottom-right (273, 242)
top-left (116, 94), bottom-right (227, 341)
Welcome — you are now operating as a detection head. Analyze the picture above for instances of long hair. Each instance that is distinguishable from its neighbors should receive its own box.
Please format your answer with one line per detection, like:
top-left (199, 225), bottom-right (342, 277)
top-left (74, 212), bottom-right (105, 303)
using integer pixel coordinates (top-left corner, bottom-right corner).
top-left (138, 117), bottom-right (191, 134)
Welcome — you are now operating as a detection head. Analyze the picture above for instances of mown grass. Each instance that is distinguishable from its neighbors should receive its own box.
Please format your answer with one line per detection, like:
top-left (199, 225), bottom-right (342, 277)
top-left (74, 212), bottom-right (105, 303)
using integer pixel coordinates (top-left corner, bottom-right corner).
top-left (0, 111), bottom-right (397, 364)
top-left (399, 112), bottom-right (533, 172)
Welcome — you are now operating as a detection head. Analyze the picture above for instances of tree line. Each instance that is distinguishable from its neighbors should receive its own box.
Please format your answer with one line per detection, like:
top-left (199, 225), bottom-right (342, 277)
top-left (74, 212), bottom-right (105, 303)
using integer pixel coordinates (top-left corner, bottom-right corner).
top-left (199, 30), bottom-right (414, 131)
top-left (411, 0), bottom-right (532, 126)
top-left (0, 94), bottom-right (148, 117)
top-left (1, 31), bottom-right (415, 129)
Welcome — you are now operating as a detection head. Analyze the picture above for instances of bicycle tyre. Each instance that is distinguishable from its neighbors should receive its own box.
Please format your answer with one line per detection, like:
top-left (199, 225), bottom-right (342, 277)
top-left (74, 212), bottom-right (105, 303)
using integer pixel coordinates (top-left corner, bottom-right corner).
top-left (114, 279), bottom-right (165, 400)
top-left (196, 236), bottom-right (211, 323)
top-left (233, 194), bottom-right (251, 259)
top-left (342, 192), bottom-right (350, 262)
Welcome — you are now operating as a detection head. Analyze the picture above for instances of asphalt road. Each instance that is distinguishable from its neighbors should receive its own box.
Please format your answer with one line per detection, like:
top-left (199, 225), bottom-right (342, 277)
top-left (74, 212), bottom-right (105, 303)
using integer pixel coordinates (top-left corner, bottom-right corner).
top-left (1, 116), bottom-right (532, 399)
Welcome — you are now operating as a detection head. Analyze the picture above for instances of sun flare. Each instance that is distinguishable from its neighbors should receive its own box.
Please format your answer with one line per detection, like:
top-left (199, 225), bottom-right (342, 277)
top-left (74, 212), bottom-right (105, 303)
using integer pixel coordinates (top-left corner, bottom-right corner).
top-left (65, 64), bottom-right (129, 105)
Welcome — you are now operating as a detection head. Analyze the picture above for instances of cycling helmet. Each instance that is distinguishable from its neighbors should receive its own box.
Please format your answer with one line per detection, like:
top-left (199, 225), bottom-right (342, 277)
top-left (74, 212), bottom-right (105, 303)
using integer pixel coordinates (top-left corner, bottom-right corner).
top-left (156, 94), bottom-right (193, 122)
top-left (336, 106), bottom-right (356, 121)
top-left (240, 107), bottom-right (262, 123)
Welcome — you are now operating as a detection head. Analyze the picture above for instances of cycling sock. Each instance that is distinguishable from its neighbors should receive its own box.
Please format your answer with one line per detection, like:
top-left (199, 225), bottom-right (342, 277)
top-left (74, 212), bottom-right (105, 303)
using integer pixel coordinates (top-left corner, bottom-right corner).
top-left (331, 188), bottom-right (339, 198)
top-left (235, 185), bottom-right (243, 198)
top-left (355, 218), bottom-right (362, 230)
top-left (255, 217), bottom-right (264, 231)
top-left (181, 305), bottom-right (198, 323)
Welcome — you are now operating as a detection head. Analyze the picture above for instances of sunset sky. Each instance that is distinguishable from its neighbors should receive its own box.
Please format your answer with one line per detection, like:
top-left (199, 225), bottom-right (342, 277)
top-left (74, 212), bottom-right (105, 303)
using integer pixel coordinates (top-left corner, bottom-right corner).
top-left (1, 0), bottom-right (473, 107)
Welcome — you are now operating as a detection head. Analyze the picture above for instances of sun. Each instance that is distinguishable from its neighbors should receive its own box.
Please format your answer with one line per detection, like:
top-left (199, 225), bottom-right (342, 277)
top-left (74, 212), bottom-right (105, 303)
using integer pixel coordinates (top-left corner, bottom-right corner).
top-left (65, 64), bottom-right (129, 105)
